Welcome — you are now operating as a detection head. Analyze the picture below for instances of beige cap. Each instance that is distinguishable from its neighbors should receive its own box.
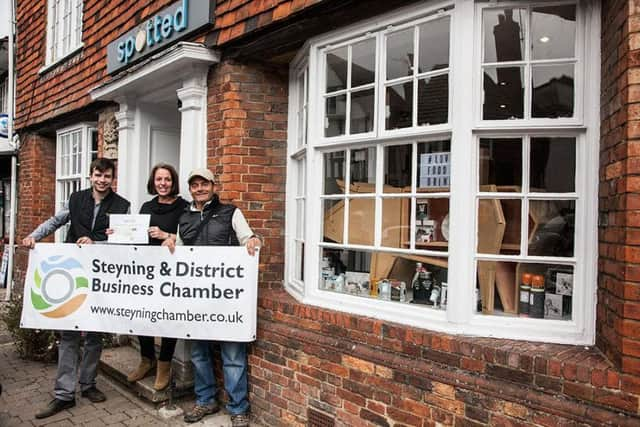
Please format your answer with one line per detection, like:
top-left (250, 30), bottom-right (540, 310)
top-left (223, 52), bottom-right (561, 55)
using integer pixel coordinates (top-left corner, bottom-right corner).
top-left (188, 168), bottom-right (215, 183)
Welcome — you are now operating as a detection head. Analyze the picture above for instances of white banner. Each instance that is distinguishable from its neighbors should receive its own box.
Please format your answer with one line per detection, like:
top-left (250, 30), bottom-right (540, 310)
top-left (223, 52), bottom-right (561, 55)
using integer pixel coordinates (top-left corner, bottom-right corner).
top-left (20, 243), bottom-right (259, 342)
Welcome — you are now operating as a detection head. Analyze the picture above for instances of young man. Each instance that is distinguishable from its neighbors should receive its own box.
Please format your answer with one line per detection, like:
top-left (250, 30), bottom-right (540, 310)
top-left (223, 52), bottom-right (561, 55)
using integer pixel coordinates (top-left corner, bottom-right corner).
top-left (22, 158), bottom-right (130, 419)
top-left (163, 168), bottom-right (260, 427)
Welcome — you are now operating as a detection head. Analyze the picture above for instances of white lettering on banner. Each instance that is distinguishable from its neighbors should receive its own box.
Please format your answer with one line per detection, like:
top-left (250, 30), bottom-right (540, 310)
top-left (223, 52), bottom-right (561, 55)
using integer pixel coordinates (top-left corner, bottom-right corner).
top-left (20, 243), bottom-right (259, 342)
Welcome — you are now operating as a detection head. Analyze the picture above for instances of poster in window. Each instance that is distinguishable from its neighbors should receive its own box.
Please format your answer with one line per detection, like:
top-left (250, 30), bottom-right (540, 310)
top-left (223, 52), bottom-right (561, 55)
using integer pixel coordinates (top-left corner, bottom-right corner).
top-left (419, 152), bottom-right (450, 188)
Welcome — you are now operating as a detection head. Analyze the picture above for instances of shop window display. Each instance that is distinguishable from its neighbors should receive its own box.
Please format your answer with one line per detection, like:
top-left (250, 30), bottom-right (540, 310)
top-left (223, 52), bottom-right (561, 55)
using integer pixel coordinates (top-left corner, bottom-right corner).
top-left (286, 1), bottom-right (598, 343)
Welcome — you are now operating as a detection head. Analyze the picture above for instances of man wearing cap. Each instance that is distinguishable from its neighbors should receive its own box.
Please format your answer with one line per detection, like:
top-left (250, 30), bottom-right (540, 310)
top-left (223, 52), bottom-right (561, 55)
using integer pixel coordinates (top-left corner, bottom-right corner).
top-left (163, 168), bottom-right (260, 426)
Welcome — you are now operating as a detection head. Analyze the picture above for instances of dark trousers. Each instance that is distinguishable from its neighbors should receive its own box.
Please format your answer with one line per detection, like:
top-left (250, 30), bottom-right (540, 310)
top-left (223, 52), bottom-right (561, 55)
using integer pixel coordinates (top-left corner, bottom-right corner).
top-left (138, 336), bottom-right (178, 362)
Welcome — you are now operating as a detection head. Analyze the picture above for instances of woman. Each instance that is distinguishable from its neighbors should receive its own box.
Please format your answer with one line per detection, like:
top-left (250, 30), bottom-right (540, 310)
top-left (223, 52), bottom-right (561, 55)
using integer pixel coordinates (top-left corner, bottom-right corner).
top-left (127, 163), bottom-right (189, 390)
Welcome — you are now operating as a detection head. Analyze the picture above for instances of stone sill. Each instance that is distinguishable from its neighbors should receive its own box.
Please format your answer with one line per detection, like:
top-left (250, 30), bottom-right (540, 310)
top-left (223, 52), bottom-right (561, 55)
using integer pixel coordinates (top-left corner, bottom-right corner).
top-left (257, 290), bottom-right (640, 420)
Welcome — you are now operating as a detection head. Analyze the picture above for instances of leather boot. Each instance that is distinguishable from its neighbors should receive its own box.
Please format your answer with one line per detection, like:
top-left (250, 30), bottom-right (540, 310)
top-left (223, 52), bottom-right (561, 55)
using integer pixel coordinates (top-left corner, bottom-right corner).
top-left (127, 357), bottom-right (155, 382)
top-left (154, 360), bottom-right (172, 390)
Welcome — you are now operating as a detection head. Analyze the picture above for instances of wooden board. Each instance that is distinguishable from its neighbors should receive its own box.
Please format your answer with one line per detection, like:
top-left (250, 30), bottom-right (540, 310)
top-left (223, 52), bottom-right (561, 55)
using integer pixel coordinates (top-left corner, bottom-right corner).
top-left (477, 185), bottom-right (506, 313)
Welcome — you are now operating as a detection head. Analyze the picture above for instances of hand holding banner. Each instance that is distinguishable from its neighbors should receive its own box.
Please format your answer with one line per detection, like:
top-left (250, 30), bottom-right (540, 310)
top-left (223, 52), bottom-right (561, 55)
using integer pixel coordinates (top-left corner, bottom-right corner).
top-left (20, 243), bottom-right (259, 342)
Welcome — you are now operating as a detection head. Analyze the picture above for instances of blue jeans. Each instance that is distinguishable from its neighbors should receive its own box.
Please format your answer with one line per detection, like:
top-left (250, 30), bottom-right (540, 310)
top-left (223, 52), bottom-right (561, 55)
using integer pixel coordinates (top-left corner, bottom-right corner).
top-left (191, 340), bottom-right (249, 415)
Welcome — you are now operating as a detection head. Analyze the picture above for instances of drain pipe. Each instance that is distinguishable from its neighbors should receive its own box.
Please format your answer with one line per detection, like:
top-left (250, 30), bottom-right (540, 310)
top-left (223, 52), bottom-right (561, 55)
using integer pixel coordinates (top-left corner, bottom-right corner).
top-left (5, 0), bottom-right (17, 301)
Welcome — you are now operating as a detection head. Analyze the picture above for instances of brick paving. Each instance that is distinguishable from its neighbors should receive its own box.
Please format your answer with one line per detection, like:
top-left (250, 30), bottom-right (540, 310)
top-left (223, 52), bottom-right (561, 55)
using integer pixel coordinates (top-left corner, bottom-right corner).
top-left (0, 291), bottom-right (241, 426)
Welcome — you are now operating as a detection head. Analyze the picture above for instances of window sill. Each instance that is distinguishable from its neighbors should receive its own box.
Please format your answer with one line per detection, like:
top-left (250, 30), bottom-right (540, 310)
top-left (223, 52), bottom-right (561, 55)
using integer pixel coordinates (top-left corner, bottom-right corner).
top-left (258, 289), bottom-right (638, 419)
top-left (38, 44), bottom-right (84, 75)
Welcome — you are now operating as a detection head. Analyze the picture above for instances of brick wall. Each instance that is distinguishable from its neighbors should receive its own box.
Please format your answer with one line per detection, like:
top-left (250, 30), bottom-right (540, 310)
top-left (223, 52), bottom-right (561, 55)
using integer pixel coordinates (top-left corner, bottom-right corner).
top-left (13, 133), bottom-right (56, 291)
top-left (598, 0), bottom-right (640, 377)
top-left (207, 59), bottom-right (288, 289)
top-left (15, 0), bottom-right (176, 130)
top-left (212, 0), bottom-right (323, 45)
top-left (248, 291), bottom-right (640, 427)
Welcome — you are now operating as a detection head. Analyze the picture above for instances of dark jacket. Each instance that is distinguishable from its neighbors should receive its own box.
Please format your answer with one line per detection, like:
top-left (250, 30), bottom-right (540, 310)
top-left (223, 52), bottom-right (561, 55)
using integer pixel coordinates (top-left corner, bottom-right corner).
top-left (66, 188), bottom-right (130, 243)
top-left (178, 195), bottom-right (239, 246)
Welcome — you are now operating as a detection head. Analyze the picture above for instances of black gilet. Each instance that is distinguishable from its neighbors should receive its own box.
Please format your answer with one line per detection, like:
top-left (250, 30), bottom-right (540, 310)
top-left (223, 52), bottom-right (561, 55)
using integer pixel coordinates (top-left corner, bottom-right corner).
top-left (139, 196), bottom-right (189, 246)
top-left (178, 195), bottom-right (240, 247)
top-left (65, 188), bottom-right (130, 243)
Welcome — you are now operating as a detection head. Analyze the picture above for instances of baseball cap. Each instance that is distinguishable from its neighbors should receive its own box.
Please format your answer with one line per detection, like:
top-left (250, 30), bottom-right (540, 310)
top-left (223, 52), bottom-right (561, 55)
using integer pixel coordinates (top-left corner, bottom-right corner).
top-left (188, 168), bottom-right (215, 183)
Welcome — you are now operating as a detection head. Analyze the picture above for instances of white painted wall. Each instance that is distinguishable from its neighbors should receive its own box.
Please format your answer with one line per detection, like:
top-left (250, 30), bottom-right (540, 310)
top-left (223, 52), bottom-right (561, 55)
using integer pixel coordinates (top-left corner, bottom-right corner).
top-left (0, 0), bottom-right (10, 39)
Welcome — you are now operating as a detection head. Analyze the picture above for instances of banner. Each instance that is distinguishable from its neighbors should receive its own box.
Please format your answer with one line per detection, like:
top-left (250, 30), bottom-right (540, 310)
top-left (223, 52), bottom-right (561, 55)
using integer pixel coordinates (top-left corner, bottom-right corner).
top-left (20, 243), bottom-right (259, 342)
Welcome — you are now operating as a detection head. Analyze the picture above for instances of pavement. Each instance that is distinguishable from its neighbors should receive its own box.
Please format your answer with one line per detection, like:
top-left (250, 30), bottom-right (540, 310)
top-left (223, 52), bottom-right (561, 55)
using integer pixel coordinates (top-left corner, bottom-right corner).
top-left (0, 289), bottom-right (242, 427)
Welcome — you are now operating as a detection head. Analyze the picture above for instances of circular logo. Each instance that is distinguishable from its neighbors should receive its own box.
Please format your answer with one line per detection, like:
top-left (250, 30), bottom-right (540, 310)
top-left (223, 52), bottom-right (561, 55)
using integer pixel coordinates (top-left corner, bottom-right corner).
top-left (31, 256), bottom-right (88, 318)
top-left (135, 30), bottom-right (146, 53)
top-left (0, 114), bottom-right (8, 139)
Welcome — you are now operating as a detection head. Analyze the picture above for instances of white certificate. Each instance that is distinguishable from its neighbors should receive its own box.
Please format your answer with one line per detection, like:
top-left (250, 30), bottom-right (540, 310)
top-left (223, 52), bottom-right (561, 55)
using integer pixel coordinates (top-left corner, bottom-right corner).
top-left (108, 214), bottom-right (150, 244)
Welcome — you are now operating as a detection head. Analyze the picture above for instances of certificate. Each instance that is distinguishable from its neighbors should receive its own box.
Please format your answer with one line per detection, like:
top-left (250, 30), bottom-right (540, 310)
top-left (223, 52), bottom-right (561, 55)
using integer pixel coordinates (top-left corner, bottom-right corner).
top-left (108, 214), bottom-right (150, 244)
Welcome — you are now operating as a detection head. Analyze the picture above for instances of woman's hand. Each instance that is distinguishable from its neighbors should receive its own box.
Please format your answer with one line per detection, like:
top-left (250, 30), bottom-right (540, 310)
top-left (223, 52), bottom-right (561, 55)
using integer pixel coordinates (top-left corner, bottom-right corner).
top-left (149, 226), bottom-right (170, 241)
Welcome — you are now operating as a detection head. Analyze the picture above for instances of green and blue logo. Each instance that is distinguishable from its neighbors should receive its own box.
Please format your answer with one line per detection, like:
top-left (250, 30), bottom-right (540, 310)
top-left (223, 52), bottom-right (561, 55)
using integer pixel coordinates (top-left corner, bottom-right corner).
top-left (31, 256), bottom-right (88, 318)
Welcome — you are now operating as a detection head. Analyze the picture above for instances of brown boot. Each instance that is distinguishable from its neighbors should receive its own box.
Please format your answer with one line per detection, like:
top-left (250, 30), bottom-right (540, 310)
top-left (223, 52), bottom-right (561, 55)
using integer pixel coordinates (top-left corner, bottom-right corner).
top-left (127, 357), bottom-right (155, 382)
top-left (154, 360), bottom-right (172, 390)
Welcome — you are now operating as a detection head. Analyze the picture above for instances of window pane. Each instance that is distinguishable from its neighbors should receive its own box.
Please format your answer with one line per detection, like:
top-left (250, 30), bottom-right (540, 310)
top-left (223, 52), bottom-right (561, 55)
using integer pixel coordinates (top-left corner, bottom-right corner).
top-left (296, 200), bottom-right (304, 239)
top-left (476, 260), bottom-right (573, 320)
top-left (384, 144), bottom-right (411, 193)
top-left (350, 89), bottom-right (374, 134)
top-left (296, 159), bottom-right (306, 197)
top-left (483, 8), bottom-right (526, 63)
top-left (386, 28), bottom-right (414, 80)
top-left (381, 198), bottom-right (410, 249)
top-left (418, 17), bottom-right (450, 73)
top-left (417, 140), bottom-right (451, 192)
top-left (350, 147), bottom-right (376, 188)
top-left (531, 65), bottom-right (574, 118)
top-left (319, 248), bottom-right (448, 308)
top-left (325, 95), bottom-right (346, 137)
top-left (323, 151), bottom-right (345, 195)
top-left (295, 241), bottom-right (305, 281)
top-left (528, 200), bottom-right (575, 257)
top-left (530, 137), bottom-right (575, 193)
top-left (416, 198), bottom-right (449, 252)
top-left (386, 82), bottom-right (413, 129)
top-left (479, 138), bottom-right (522, 189)
top-left (320, 248), bottom-right (371, 294)
top-left (323, 199), bottom-right (344, 244)
top-left (417, 74), bottom-right (448, 126)
top-left (531, 5), bottom-right (576, 60)
top-left (483, 66), bottom-right (524, 120)
top-left (477, 199), bottom-right (521, 255)
top-left (352, 39), bottom-right (375, 87)
top-left (326, 47), bottom-right (348, 92)
top-left (348, 198), bottom-right (374, 246)
top-left (90, 129), bottom-right (99, 160)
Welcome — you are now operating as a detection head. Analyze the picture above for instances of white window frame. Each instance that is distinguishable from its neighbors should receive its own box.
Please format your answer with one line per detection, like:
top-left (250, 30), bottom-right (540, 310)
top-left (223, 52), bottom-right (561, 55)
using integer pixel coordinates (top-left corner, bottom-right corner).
top-left (54, 123), bottom-right (96, 242)
top-left (285, 51), bottom-right (310, 300)
top-left (285, 0), bottom-right (600, 345)
top-left (45, 0), bottom-right (84, 67)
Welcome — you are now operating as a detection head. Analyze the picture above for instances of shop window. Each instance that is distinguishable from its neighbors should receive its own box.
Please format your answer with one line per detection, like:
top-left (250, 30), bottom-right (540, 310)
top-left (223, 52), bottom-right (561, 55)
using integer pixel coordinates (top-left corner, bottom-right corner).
top-left (46, 0), bottom-right (83, 66)
top-left (55, 124), bottom-right (97, 242)
top-left (476, 136), bottom-right (577, 319)
top-left (481, 4), bottom-right (577, 120)
top-left (286, 1), bottom-right (598, 344)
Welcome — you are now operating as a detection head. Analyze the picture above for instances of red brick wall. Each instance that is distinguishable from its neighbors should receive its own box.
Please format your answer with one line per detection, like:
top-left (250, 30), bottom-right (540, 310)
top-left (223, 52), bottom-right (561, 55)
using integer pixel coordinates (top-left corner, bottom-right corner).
top-left (213, 0), bottom-right (323, 45)
top-left (207, 59), bottom-right (288, 289)
top-left (13, 133), bottom-right (56, 290)
top-left (249, 291), bottom-right (640, 426)
top-left (598, 0), bottom-right (640, 377)
top-left (15, 0), bottom-right (176, 130)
